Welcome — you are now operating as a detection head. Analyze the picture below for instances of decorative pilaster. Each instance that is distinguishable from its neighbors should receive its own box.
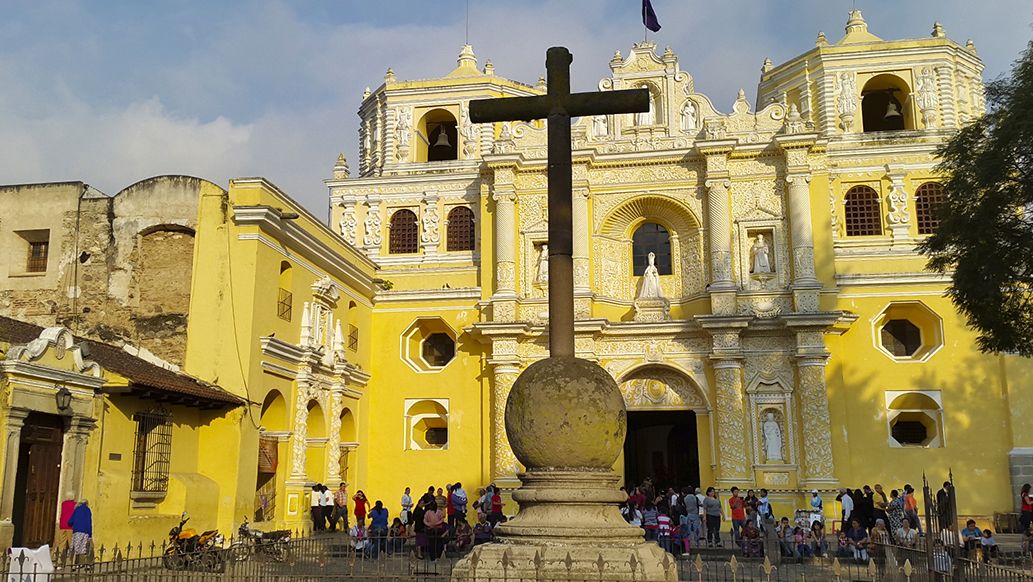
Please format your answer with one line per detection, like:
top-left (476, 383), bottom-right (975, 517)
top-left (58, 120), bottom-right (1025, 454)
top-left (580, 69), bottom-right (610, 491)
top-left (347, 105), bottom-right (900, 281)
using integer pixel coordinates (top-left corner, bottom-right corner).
top-left (420, 193), bottom-right (441, 257)
top-left (326, 392), bottom-right (343, 483)
top-left (363, 201), bottom-right (383, 259)
top-left (935, 65), bottom-right (958, 129)
top-left (492, 365), bottom-right (521, 485)
top-left (886, 169), bottom-right (911, 246)
top-left (713, 358), bottom-right (750, 482)
top-left (289, 383), bottom-right (310, 482)
top-left (0, 410), bottom-right (29, 522)
top-left (59, 416), bottom-right (97, 504)
top-left (705, 178), bottom-right (734, 292)
top-left (793, 329), bottom-right (836, 484)
top-left (572, 188), bottom-right (590, 293)
top-left (785, 174), bottom-right (819, 289)
top-left (492, 188), bottom-right (517, 299)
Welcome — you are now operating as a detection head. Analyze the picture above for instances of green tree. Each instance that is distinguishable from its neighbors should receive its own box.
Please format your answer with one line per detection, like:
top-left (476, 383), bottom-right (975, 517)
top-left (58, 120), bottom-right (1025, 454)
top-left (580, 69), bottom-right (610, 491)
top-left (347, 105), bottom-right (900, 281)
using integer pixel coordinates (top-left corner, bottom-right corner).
top-left (920, 39), bottom-right (1033, 356)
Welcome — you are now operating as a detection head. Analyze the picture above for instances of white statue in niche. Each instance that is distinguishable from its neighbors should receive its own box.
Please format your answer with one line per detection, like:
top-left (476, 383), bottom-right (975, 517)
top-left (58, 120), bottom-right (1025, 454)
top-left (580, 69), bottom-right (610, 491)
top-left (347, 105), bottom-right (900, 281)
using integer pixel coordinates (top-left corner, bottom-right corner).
top-left (681, 100), bottom-right (697, 132)
top-left (593, 115), bottom-right (608, 139)
top-left (396, 108), bottom-right (411, 148)
top-left (762, 412), bottom-right (784, 462)
top-left (637, 252), bottom-right (664, 299)
top-left (535, 244), bottom-right (549, 285)
top-left (750, 233), bottom-right (772, 274)
top-left (636, 90), bottom-right (655, 125)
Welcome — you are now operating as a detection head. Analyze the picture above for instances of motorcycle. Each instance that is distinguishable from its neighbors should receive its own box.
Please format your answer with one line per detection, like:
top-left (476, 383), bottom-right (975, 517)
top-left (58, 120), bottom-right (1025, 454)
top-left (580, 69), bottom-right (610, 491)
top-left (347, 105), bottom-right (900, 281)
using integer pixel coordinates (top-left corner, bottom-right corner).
top-left (229, 516), bottom-right (291, 562)
top-left (162, 513), bottom-right (226, 572)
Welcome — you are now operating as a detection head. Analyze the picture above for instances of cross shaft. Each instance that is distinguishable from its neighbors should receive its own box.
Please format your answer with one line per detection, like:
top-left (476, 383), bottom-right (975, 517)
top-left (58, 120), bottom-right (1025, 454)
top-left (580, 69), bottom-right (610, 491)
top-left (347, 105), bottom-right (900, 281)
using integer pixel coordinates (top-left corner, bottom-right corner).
top-left (470, 47), bottom-right (649, 357)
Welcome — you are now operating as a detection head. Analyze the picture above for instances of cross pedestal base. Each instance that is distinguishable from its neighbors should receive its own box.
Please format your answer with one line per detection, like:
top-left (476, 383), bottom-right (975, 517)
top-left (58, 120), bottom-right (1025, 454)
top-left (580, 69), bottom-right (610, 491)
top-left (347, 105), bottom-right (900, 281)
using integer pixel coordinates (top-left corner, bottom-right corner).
top-left (452, 470), bottom-right (676, 582)
top-left (633, 298), bottom-right (671, 322)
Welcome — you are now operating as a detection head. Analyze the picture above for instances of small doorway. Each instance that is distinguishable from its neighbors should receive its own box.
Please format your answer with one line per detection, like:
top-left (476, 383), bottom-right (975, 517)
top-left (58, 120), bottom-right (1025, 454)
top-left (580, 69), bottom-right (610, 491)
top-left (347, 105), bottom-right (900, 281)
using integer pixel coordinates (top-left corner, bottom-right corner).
top-left (12, 413), bottom-right (65, 548)
top-left (623, 410), bottom-right (699, 492)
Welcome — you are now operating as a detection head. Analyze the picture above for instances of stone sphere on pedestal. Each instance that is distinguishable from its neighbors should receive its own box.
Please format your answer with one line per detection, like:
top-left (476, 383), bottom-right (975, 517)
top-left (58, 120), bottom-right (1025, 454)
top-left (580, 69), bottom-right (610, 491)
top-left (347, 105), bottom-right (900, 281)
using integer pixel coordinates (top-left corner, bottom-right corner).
top-left (506, 356), bottom-right (626, 469)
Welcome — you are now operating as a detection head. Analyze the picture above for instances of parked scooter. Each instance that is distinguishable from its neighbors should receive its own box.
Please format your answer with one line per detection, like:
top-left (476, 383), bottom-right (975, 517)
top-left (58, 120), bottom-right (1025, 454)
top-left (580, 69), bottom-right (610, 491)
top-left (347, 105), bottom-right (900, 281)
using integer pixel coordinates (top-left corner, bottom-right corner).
top-left (229, 516), bottom-right (291, 562)
top-left (162, 513), bottom-right (226, 572)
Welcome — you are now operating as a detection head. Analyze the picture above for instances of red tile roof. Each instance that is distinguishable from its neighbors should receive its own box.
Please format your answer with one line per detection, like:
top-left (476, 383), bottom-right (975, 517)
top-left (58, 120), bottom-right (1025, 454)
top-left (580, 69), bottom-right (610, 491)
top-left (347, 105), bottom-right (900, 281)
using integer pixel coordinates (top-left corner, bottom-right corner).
top-left (0, 315), bottom-right (243, 409)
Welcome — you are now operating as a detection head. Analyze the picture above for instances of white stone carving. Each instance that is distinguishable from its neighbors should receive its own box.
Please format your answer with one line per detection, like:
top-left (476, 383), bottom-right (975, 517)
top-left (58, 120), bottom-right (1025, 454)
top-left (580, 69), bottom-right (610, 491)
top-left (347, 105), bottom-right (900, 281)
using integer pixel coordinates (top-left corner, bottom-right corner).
top-left (592, 115), bottom-right (608, 139)
top-left (636, 88), bottom-right (656, 125)
top-left (363, 203), bottom-right (382, 247)
top-left (636, 252), bottom-right (664, 300)
top-left (535, 243), bottom-right (549, 285)
top-left (340, 206), bottom-right (357, 245)
top-left (619, 368), bottom-right (706, 410)
top-left (681, 100), bottom-right (697, 132)
top-left (750, 233), bottom-right (772, 274)
top-left (461, 103), bottom-right (478, 158)
top-left (762, 411), bottom-right (784, 462)
top-left (395, 107), bottom-right (411, 161)
top-left (916, 67), bottom-right (939, 127)
top-left (837, 72), bottom-right (858, 131)
top-left (421, 204), bottom-right (440, 244)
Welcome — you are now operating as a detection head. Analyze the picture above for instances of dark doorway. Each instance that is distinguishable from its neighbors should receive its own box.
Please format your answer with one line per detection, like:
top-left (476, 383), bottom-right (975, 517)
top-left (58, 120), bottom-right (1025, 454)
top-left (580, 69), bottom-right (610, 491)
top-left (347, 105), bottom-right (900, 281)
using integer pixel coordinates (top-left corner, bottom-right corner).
top-left (623, 410), bottom-right (699, 492)
top-left (12, 413), bottom-right (65, 548)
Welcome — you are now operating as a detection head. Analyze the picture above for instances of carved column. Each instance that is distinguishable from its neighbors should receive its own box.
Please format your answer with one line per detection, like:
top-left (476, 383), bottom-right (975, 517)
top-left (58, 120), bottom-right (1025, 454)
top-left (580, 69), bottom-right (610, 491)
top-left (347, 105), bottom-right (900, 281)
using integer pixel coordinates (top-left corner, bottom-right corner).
top-left (59, 416), bottom-right (96, 503)
top-left (935, 65), bottom-right (958, 129)
top-left (326, 392), bottom-right (343, 483)
top-left (492, 188), bottom-right (517, 299)
top-left (705, 178), bottom-right (735, 292)
top-left (793, 329), bottom-right (836, 484)
top-left (712, 359), bottom-right (750, 483)
top-left (785, 175), bottom-right (818, 284)
top-left (0, 409), bottom-right (29, 523)
top-left (572, 188), bottom-right (591, 293)
top-left (363, 201), bottom-right (383, 259)
top-left (492, 364), bottom-right (521, 485)
top-left (289, 382), bottom-right (310, 482)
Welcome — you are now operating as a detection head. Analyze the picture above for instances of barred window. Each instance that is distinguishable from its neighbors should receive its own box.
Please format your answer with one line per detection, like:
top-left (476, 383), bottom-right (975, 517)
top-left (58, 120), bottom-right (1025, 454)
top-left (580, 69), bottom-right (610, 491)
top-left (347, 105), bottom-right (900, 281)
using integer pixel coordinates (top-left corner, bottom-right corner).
top-left (132, 410), bottom-right (172, 494)
top-left (915, 182), bottom-right (946, 235)
top-left (348, 324), bottom-right (359, 351)
top-left (276, 288), bottom-right (292, 321)
top-left (446, 207), bottom-right (475, 251)
top-left (389, 209), bottom-right (419, 254)
top-left (27, 241), bottom-right (49, 272)
top-left (844, 186), bottom-right (883, 236)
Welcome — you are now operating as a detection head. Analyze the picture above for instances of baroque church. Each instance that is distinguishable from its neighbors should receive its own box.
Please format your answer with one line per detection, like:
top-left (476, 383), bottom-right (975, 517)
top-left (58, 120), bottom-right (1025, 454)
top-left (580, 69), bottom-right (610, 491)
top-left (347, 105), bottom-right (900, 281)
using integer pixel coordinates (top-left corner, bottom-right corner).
top-left (0, 10), bottom-right (1030, 549)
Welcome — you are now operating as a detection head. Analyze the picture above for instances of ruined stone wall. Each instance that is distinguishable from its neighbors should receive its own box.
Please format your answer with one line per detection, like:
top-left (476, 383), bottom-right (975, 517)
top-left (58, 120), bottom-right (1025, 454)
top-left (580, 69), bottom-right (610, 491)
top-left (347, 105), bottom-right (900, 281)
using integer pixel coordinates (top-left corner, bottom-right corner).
top-left (0, 176), bottom-right (216, 368)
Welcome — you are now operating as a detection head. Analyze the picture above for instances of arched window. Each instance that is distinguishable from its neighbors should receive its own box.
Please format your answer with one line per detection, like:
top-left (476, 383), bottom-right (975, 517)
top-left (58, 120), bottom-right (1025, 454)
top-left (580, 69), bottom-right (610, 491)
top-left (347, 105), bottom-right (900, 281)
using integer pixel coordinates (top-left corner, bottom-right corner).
top-left (861, 74), bottom-right (913, 133)
top-left (844, 186), bottom-right (883, 236)
top-left (446, 206), bottom-right (475, 251)
top-left (887, 392), bottom-right (943, 448)
top-left (389, 209), bottom-right (419, 254)
top-left (915, 182), bottom-right (946, 235)
top-left (417, 109), bottom-right (459, 162)
top-left (632, 222), bottom-right (672, 276)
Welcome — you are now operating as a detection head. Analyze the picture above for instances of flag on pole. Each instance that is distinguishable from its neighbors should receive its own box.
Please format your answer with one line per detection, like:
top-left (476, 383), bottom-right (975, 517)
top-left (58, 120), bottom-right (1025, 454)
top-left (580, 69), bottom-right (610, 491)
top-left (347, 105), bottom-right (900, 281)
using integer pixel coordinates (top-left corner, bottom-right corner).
top-left (642, 0), bottom-right (661, 32)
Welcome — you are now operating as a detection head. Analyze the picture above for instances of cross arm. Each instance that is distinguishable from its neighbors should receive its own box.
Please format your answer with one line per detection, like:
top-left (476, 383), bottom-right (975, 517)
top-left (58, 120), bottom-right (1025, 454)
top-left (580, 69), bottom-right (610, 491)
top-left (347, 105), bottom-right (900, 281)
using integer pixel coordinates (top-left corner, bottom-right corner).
top-left (469, 88), bottom-right (649, 123)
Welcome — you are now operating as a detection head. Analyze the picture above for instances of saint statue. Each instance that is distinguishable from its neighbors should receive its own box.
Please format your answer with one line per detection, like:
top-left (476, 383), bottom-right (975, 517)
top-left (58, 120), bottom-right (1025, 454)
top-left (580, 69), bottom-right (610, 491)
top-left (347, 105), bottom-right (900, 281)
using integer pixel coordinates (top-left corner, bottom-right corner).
top-left (592, 115), bottom-right (608, 139)
top-left (396, 108), bottom-right (411, 148)
top-left (750, 233), bottom-right (772, 274)
top-left (681, 100), bottom-right (697, 132)
top-left (762, 412), bottom-right (783, 462)
top-left (636, 90), bottom-right (655, 126)
top-left (535, 244), bottom-right (549, 285)
top-left (637, 252), bottom-right (663, 299)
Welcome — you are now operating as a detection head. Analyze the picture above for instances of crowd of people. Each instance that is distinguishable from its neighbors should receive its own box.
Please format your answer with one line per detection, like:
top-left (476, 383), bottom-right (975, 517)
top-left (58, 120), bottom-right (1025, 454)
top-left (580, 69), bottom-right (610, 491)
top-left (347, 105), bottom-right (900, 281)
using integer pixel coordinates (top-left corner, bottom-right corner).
top-left (306, 477), bottom-right (1033, 566)
top-left (306, 482), bottom-right (507, 559)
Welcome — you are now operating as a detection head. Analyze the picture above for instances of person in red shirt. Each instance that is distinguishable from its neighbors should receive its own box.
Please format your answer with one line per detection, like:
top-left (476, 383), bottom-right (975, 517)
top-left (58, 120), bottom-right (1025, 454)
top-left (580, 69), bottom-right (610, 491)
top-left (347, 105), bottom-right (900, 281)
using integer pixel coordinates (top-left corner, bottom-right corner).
top-left (728, 487), bottom-right (747, 544)
top-left (489, 488), bottom-right (505, 526)
top-left (353, 490), bottom-right (368, 527)
top-left (1020, 483), bottom-right (1033, 532)
top-left (446, 484), bottom-right (456, 529)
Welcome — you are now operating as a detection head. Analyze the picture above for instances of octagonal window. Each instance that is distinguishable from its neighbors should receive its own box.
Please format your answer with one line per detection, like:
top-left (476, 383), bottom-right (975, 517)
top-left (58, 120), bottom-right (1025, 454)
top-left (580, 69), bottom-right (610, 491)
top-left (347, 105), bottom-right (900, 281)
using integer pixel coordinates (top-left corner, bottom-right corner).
top-left (887, 391), bottom-right (943, 448)
top-left (405, 399), bottom-right (448, 451)
top-left (890, 419), bottom-right (928, 445)
top-left (401, 317), bottom-right (458, 372)
top-left (421, 333), bottom-right (455, 367)
top-left (872, 302), bottom-right (944, 362)
top-left (881, 319), bottom-right (921, 357)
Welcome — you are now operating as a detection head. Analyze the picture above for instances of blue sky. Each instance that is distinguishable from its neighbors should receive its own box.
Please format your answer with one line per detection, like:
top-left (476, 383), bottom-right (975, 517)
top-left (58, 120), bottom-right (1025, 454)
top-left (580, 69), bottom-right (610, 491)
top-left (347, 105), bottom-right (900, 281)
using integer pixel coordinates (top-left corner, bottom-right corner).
top-left (1, 1), bottom-right (1030, 214)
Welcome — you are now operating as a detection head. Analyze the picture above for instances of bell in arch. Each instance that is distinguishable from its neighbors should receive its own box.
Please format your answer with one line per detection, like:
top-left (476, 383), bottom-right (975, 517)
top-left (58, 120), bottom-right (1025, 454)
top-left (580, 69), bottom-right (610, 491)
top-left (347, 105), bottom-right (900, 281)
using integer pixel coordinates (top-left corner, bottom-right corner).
top-left (432, 128), bottom-right (452, 148)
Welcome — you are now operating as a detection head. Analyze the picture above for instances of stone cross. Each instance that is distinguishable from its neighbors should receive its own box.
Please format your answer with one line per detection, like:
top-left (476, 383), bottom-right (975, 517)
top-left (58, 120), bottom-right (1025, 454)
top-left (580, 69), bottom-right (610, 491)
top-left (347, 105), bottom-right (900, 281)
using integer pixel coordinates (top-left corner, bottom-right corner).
top-left (470, 47), bottom-right (648, 357)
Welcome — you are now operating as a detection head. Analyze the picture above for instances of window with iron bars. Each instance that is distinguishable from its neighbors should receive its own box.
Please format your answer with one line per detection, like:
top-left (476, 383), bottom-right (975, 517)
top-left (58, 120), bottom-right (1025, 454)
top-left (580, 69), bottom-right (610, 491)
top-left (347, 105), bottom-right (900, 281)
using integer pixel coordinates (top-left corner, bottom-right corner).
top-left (132, 410), bottom-right (172, 494)
top-left (844, 186), bottom-right (883, 236)
top-left (277, 288), bottom-right (293, 321)
top-left (26, 240), bottom-right (49, 273)
top-left (348, 324), bottom-right (359, 351)
top-left (915, 182), bottom-right (945, 235)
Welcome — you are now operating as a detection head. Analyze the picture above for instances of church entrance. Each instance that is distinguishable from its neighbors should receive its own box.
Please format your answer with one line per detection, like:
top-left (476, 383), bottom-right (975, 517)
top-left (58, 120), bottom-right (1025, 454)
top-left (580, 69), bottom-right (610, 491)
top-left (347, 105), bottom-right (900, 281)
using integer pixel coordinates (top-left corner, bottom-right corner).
top-left (12, 413), bottom-right (65, 548)
top-left (623, 410), bottom-right (699, 492)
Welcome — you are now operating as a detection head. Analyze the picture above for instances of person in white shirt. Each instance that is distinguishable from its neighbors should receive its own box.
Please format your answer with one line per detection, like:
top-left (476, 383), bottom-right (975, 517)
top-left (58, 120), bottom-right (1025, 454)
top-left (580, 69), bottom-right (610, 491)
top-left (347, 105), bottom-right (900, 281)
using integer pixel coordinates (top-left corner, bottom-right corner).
top-left (311, 484), bottom-right (323, 532)
top-left (400, 487), bottom-right (413, 525)
top-left (319, 485), bottom-right (334, 531)
top-left (840, 488), bottom-right (855, 529)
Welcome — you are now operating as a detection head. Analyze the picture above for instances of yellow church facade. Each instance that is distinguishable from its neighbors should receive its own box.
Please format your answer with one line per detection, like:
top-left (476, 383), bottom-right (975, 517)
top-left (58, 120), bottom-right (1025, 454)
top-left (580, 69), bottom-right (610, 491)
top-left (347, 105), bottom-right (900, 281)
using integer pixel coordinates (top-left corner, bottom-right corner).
top-left (325, 11), bottom-right (1033, 522)
top-left (2, 10), bottom-right (1032, 550)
